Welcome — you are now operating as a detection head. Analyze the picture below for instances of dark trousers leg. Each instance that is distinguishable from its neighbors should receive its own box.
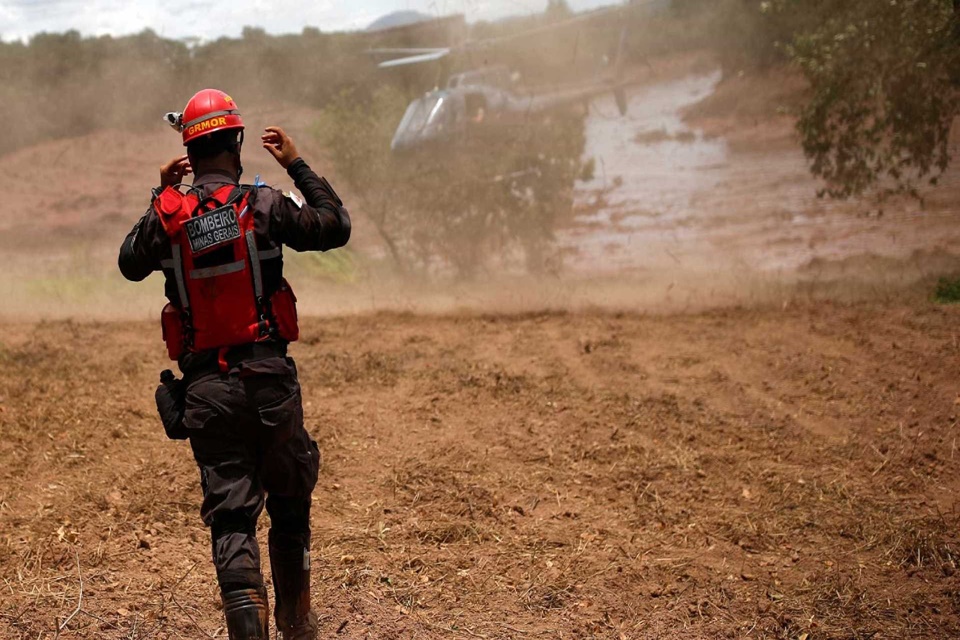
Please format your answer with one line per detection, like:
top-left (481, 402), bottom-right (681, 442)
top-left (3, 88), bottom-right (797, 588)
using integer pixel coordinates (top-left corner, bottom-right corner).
top-left (186, 374), bottom-right (266, 591)
top-left (191, 438), bottom-right (266, 589)
top-left (184, 358), bottom-right (319, 637)
top-left (267, 496), bottom-right (312, 633)
top-left (254, 369), bottom-right (319, 637)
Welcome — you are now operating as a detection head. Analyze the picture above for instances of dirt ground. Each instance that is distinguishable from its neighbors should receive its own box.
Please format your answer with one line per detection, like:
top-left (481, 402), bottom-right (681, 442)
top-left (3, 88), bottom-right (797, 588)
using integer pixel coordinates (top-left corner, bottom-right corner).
top-left (1, 304), bottom-right (959, 639)
top-left (2, 48), bottom-right (960, 640)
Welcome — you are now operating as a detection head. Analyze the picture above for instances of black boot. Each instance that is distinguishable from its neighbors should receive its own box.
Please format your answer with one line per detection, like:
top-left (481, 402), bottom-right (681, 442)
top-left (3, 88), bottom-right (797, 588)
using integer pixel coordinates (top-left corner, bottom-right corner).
top-left (269, 535), bottom-right (317, 640)
top-left (222, 587), bottom-right (270, 640)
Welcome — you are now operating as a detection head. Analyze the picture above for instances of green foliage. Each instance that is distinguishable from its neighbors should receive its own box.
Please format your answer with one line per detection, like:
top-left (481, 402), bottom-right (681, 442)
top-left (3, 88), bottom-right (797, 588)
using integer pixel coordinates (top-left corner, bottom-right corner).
top-left (694, 0), bottom-right (960, 199)
top-left (545, 0), bottom-right (573, 21)
top-left (287, 248), bottom-right (359, 284)
top-left (0, 29), bottom-right (193, 153)
top-left (314, 88), bottom-right (407, 201)
top-left (785, 0), bottom-right (960, 199)
top-left (672, 0), bottom-right (809, 69)
top-left (933, 276), bottom-right (960, 303)
top-left (314, 87), bottom-right (409, 269)
top-left (0, 27), bottom-right (378, 157)
top-left (404, 118), bottom-right (587, 277)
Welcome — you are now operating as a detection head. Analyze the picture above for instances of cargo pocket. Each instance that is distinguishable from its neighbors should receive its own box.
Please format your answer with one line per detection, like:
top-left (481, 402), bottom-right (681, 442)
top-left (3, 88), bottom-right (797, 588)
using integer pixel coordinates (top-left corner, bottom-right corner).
top-left (284, 435), bottom-right (320, 496)
top-left (257, 384), bottom-right (303, 433)
top-left (300, 438), bottom-right (321, 493)
top-left (310, 439), bottom-right (322, 474)
top-left (182, 380), bottom-right (225, 432)
top-left (259, 386), bottom-right (319, 497)
top-left (183, 403), bottom-right (218, 432)
top-left (181, 375), bottom-right (236, 433)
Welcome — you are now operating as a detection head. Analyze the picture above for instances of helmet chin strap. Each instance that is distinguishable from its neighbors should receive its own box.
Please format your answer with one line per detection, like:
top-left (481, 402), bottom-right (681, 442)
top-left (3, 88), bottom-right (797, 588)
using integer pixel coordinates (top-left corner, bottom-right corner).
top-left (235, 133), bottom-right (244, 180)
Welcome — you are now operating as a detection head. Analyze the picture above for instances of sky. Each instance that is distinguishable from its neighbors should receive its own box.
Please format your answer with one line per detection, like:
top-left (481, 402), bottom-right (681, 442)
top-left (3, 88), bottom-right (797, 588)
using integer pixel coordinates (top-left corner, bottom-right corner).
top-left (0, 0), bottom-right (622, 42)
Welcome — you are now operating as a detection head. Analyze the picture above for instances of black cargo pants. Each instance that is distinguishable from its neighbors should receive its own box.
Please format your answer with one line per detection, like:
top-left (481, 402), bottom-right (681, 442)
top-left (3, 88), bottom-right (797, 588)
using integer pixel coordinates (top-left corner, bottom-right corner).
top-left (183, 355), bottom-right (320, 591)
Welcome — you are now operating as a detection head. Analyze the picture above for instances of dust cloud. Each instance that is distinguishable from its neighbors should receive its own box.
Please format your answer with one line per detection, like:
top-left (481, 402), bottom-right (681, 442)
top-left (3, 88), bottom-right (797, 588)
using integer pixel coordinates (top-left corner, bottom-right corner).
top-left (0, 15), bottom-right (958, 324)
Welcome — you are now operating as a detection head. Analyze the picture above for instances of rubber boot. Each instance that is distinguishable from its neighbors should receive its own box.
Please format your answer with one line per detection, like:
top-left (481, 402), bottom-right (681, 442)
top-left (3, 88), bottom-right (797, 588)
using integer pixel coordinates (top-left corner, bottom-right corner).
top-left (270, 536), bottom-right (318, 640)
top-left (222, 587), bottom-right (270, 640)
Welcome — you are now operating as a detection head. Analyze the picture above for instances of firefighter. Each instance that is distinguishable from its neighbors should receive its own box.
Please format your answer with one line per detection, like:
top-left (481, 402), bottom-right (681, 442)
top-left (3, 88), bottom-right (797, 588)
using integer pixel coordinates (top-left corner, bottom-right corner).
top-left (118, 88), bottom-right (350, 639)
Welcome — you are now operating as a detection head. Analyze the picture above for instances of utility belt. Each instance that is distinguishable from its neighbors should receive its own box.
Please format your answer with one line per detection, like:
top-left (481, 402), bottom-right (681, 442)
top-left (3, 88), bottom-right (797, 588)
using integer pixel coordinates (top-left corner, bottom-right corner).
top-left (183, 341), bottom-right (289, 379)
top-left (155, 340), bottom-right (289, 441)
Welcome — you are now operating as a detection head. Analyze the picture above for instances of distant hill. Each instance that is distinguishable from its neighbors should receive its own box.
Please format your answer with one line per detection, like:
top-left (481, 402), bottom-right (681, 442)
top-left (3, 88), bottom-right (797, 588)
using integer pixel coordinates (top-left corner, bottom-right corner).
top-left (366, 11), bottom-right (433, 32)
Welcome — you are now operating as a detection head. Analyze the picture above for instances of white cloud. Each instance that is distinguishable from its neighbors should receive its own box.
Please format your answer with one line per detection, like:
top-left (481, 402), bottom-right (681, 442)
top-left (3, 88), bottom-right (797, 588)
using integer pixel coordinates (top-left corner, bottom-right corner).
top-left (0, 0), bottom-right (622, 42)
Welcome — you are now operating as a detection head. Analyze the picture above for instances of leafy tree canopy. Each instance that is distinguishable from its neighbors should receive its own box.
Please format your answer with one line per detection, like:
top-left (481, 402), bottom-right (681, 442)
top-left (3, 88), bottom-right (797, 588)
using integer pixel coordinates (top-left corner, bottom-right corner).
top-left (707, 0), bottom-right (960, 199)
top-left (781, 0), bottom-right (960, 198)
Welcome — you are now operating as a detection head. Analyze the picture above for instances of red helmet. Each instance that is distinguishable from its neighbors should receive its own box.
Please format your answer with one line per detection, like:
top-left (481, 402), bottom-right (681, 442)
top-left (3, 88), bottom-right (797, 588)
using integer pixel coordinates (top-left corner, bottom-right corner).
top-left (179, 89), bottom-right (244, 146)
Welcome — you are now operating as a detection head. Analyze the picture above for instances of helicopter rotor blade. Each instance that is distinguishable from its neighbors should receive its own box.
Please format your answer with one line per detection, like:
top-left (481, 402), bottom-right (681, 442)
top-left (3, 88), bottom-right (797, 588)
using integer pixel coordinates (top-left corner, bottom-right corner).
top-left (377, 49), bottom-right (452, 68)
top-left (367, 48), bottom-right (451, 56)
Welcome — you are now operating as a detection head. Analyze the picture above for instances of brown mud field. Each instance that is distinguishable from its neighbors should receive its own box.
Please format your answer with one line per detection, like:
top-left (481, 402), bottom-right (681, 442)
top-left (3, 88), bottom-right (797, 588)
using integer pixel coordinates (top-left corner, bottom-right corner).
top-left (2, 304), bottom-right (960, 639)
top-left (2, 49), bottom-right (960, 640)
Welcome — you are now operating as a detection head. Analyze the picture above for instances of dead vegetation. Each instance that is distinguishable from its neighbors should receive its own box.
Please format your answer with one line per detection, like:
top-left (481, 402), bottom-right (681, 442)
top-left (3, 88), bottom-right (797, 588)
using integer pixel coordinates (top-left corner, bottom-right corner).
top-left (1, 303), bottom-right (959, 638)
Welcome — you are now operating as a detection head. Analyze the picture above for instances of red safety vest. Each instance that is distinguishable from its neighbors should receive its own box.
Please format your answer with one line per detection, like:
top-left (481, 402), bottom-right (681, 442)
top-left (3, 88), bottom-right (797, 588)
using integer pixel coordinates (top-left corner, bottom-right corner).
top-left (153, 184), bottom-right (299, 360)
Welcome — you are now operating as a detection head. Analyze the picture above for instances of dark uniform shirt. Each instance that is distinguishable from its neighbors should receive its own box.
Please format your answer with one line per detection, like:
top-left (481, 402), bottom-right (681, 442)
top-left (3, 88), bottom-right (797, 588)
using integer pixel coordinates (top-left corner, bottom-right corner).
top-left (119, 158), bottom-right (350, 372)
top-left (119, 158), bottom-right (350, 289)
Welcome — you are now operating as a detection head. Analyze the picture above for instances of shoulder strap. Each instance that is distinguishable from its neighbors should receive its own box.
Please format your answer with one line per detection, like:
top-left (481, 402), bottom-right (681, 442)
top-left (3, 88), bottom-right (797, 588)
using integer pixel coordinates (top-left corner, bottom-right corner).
top-left (241, 186), bottom-right (262, 301)
top-left (190, 184), bottom-right (243, 218)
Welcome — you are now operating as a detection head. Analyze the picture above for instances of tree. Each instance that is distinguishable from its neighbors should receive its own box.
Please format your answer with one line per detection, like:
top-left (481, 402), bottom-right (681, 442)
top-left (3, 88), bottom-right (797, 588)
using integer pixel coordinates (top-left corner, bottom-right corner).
top-left (545, 0), bottom-right (573, 21)
top-left (765, 0), bottom-right (960, 198)
top-left (315, 88), bottom-right (410, 270)
top-left (316, 90), bottom-right (590, 279)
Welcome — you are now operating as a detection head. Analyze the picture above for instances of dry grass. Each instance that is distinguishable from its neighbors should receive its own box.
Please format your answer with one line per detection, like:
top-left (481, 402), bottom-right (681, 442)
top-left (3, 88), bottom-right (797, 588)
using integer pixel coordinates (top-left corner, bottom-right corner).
top-left (2, 304), bottom-right (960, 638)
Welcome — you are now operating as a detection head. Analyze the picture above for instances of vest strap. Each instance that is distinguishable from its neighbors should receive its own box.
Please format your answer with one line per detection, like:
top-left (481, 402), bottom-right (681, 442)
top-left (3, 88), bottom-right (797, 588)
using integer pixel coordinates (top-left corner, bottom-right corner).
top-left (171, 243), bottom-right (190, 311)
top-left (189, 260), bottom-right (246, 280)
top-left (245, 230), bottom-right (264, 300)
top-left (259, 247), bottom-right (281, 260)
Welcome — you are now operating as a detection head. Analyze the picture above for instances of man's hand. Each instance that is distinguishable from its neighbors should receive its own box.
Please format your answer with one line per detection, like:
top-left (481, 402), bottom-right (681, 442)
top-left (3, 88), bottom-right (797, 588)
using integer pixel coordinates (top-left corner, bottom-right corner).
top-left (160, 155), bottom-right (192, 189)
top-left (262, 126), bottom-right (301, 169)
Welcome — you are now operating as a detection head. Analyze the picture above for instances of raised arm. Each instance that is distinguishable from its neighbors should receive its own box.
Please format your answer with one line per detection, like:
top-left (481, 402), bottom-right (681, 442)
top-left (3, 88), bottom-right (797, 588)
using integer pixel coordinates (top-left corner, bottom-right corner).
top-left (118, 208), bottom-right (164, 281)
top-left (262, 126), bottom-right (351, 252)
top-left (119, 155), bottom-right (193, 281)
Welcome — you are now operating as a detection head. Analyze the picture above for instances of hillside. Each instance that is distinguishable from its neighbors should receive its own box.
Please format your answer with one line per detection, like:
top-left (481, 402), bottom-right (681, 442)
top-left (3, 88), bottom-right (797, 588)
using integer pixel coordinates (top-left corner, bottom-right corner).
top-left (367, 10), bottom-right (434, 32)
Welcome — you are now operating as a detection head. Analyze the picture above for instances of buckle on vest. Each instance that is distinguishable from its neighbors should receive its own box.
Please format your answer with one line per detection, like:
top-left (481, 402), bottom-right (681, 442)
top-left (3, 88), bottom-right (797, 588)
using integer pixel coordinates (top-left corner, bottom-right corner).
top-left (217, 347), bottom-right (230, 374)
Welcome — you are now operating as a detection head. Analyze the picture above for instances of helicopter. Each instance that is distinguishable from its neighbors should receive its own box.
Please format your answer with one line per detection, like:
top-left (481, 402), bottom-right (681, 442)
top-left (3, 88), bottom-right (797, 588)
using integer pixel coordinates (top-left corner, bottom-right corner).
top-left (368, 3), bottom-right (641, 153)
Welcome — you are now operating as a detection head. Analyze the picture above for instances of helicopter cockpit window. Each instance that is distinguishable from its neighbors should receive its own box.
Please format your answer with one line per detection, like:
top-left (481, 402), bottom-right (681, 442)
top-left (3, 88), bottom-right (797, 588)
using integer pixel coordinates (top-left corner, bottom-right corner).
top-left (399, 97), bottom-right (433, 134)
top-left (426, 97), bottom-right (454, 130)
top-left (461, 73), bottom-right (483, 88)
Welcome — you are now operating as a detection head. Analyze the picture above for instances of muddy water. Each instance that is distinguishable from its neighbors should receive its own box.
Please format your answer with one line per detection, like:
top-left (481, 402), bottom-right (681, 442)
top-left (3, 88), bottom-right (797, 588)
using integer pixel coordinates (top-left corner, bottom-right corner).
top-left (577, 71), bottom-right (726, 221)
top-left (565, 71), bottom-right (960, 279)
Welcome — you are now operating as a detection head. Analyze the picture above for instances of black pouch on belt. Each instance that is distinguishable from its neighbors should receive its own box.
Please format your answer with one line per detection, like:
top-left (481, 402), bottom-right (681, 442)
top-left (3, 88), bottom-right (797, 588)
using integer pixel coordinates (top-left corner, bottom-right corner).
top-left (156, 369), bottom-right (188, 440)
